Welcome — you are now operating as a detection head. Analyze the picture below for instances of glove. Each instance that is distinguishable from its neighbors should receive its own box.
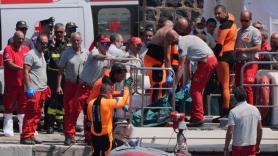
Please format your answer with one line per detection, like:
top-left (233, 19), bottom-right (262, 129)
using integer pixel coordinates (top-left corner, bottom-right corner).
top-left (123, 105), bottom-right (129, 112)
top-left (26, 88), bottom-right (36, 97)
top-left (124, 77), bottom-right (133, 88)
top-left (166, 75), bottom-right (173, 84)
top-left (182, 84), bottom-right (190, 93)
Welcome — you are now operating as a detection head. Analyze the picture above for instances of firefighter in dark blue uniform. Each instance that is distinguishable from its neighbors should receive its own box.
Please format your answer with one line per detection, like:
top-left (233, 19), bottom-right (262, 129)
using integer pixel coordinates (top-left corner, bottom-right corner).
top-left (44, 23), bottom-right (67, 134)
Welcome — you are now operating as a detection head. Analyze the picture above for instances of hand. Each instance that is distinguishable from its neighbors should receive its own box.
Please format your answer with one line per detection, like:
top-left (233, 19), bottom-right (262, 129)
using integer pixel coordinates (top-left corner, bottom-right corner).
top-left (166, 75), bottom-right (173, 84)
top-left (56, 86), bottom-right (63, 95)
top-left (182, 84), bottom-right (190, 93)
top-left (224, 148), bottom-right (229, 156)
top-left (123, 105), bottom-right (129, 112)
top-left (256, 145), bottom-right (261, 154)
top-left (124, 77), bottom-right (134, 88)
top-left (26, 88), bottom-right (36, 98)
top-left (235, 48), bottom-right (245, 53)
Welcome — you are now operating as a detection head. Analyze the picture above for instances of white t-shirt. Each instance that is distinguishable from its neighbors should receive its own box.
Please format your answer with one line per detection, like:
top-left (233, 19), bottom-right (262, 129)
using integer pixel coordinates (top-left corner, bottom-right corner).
top-left (228, 101), bottom-right (261, 146)
top-left (178, 35), bottom-right (213, 62)
top-left (108, 44), bottom-right (129, 58)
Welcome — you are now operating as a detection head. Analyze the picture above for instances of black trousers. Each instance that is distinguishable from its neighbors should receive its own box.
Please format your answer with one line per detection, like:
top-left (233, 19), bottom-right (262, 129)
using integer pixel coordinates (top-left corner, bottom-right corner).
top-left (91, 134), bottom-right (111, 156)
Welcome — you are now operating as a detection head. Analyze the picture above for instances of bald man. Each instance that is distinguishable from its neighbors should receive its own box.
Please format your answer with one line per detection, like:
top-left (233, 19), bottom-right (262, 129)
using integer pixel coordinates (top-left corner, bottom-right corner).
top-left (174, 17), bottom-right (192, 36)
top-left (169, 30), bottom-right (218, 127)
top-left (3, 31), bottom-right (30, 137)
top-left (144, 20), bottom-right (174, 102)
top-left (235, 10), bottom-right (261, 105)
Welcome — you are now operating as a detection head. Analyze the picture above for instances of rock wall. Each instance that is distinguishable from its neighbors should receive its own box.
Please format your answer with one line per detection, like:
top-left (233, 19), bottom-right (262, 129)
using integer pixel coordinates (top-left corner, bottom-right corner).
top-left (139, 0), bottom-right (203, 32)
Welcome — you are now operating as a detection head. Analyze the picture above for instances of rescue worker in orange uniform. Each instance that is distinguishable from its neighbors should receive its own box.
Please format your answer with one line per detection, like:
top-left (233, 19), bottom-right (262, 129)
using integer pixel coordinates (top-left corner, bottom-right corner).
top-left (214, 5), bottom-right (237, 121)
top-left (87, 76), bottom-right (133, 156)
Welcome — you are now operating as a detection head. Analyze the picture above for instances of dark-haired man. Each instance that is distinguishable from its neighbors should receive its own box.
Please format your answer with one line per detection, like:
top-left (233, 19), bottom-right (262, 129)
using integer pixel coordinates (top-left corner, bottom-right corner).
top-left (213, 5), bottom-right (237, 121)
top-left (8, 20), bottom-right (34, 49)
top-left (224, 86), bottom-right (262, 156)
top-left (21, 34), bottom-right (51, 144)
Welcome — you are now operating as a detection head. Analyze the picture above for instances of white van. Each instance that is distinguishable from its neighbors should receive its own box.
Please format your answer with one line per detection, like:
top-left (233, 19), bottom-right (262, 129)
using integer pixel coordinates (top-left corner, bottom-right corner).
top-left (0, 0), bottom-right (139, 50)
top-left (0, 0), bottom-right (139, 108)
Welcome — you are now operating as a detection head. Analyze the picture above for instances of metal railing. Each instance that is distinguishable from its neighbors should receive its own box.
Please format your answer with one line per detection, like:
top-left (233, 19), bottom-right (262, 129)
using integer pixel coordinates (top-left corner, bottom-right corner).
top-left (108, 58), bottom-right (176, 126)
top-left (240, 52), bottom-right (278, 108)
top-left (131, 66), bottom-right (176, 127)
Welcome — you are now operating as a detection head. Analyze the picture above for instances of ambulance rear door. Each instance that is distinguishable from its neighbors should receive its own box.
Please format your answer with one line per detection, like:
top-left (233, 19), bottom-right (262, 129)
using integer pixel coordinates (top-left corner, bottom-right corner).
top-left (90, 0), bottom-right (139, 42)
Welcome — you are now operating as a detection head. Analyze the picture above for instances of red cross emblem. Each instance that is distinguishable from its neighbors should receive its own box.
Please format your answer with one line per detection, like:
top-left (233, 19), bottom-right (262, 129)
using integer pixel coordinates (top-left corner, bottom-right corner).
top-left (107, 19), bottom-right (121, 33)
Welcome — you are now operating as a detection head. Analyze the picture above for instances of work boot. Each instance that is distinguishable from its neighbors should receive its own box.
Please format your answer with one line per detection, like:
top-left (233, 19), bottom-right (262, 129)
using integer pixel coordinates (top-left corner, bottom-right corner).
top-left (32, 137), bottom-right (42, 144)
top-left (76, 125), bottom-right (83, 132)
top-left (64, 136), bottom-right (75, 146)
top-left (3, 113), bottom-right (14, 137)
top-left (56, 119), bottom-right (64, 133)
top-left (212, 108), bottom-right (230, 123)
top-left (20, 138), bottom-right (35, 145)
top-left (187, 118), bottom-right (204, 127)
top-left (46, 115), bottom-right (55, 134)
top-left (17, 114), bottom-right (25, 134)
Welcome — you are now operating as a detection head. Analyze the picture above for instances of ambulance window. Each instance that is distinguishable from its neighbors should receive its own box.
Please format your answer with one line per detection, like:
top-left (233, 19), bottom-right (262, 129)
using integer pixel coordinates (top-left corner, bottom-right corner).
top-left (97, 8), bottom-right (131, 41)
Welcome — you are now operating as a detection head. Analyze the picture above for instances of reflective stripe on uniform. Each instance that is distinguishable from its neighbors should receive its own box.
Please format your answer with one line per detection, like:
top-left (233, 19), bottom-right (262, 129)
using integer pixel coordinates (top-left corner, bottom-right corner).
top-left (55, 109), bottom-right (64, 115)
top-left (47, 107), bottom-right (56, 115)
top-left (47, 67), bottom-right (59, 71)
top-left (51, 53), bottom-right (61, 58)
top-left (55, 115), bottom-right (64, 120)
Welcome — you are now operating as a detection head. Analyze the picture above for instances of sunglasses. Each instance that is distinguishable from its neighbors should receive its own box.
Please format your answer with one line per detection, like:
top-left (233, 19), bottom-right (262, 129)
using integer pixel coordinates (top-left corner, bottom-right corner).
top-left (99, 42), bottom-right (111, 47)
top-left (55, 31), bottom-right (64, 34)
top-left (240, 19), bottom-right (250, 23)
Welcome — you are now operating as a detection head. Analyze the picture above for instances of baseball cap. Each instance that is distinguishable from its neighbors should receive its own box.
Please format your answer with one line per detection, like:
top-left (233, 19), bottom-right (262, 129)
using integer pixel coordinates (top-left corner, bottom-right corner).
top-left (130, 37), bottom-right (142, 45)
top-left (66, 22), bottom-right (78, 29)
top-left (40, 17), bottom-right (55, 26)
top-left (16, 20), bottom-right (28, 28)
top-left (98, 37), bottom-right (111, 43)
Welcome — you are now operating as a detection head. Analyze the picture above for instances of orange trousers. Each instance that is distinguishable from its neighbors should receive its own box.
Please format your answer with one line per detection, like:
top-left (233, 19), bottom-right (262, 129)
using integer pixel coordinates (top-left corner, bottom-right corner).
top-left (216, 61), bottom-right (230, 109)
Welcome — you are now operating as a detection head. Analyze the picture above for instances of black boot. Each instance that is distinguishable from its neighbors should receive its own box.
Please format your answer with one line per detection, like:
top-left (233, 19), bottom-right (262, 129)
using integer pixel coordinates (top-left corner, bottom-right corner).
top-left (56, 119), bottom-right (64, 133)
top-left (212, 108), bottom-right (230, 123)
top-left (20, 138), bottom-right (35, 145)
top-left (46, 115), bottom-right (55, 134)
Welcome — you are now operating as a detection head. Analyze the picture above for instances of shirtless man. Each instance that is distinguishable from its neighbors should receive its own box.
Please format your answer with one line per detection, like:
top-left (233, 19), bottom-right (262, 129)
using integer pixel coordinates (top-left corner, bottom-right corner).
top-left (144, 20), bottom-right (174, 102)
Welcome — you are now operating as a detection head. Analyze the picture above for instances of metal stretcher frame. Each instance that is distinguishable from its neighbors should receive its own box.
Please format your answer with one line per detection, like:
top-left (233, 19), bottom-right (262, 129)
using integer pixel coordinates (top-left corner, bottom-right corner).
top-left (108, 58), bottom-right (176, 126)
top-left (240, 52), bottom-right (278, 108)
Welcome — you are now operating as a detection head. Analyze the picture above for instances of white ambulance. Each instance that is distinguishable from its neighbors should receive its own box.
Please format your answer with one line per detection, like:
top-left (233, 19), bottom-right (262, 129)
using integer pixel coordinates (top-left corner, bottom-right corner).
top-left (0, 0), bottom-right (139, 50)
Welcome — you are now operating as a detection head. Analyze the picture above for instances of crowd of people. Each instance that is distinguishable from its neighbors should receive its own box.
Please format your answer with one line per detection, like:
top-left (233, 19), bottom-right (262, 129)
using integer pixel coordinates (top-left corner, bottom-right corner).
top-left (2, 3), bottom-right (278, 156)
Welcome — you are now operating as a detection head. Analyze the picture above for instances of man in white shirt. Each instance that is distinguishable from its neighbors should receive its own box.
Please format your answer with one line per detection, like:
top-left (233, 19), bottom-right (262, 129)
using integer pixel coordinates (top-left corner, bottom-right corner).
top-left (108, 33), bottom-right (129, 58)
top-left (224, 86), bottom-right (262, 156)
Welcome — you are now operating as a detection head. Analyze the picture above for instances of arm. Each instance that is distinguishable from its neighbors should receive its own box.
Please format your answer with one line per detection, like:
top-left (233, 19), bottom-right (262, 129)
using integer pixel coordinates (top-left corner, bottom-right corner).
top-left (56, 69), bottom-right (64, 94)
top-left (164, 41), bottom-right (172, 74)
top-left (23, 64), bottom-right (32, 88)
top-left (110, 87), bottom-right (130, 109)
top-left (224, 125), bottom-right (234, 156)
top-left (214, 27), bottom-right (230, 57)
top-left (235, 44), bottom-right (261, 53)
top-left (4, 61), bottom-right (23, 70)
top-left (256, 120), bottom-right (263, 153)
top-left (175, 55), bottom-right (188, 86)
